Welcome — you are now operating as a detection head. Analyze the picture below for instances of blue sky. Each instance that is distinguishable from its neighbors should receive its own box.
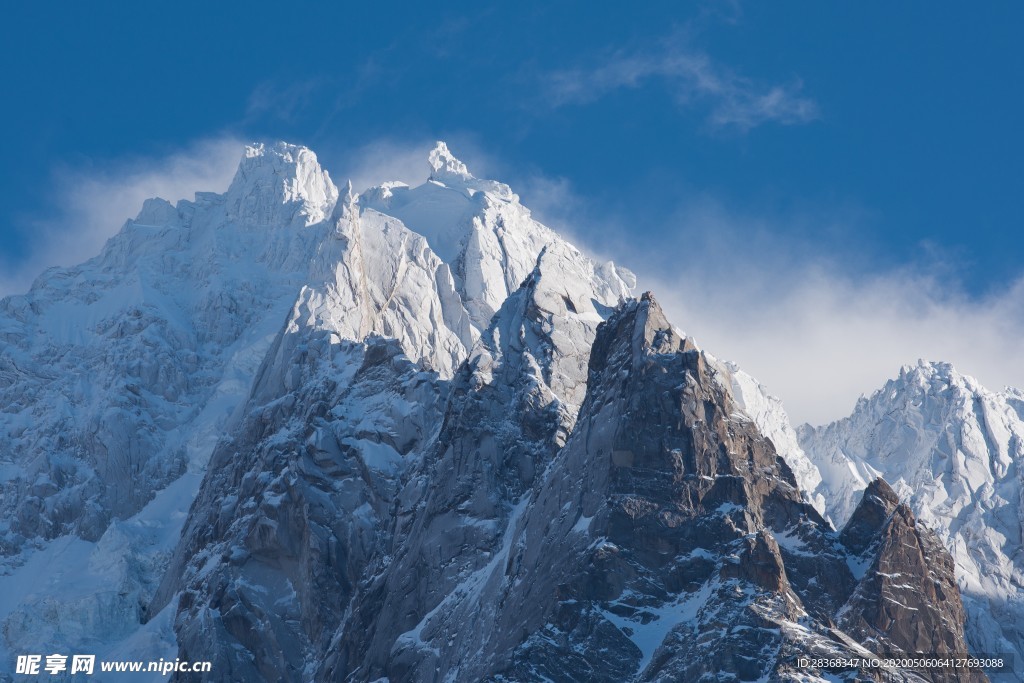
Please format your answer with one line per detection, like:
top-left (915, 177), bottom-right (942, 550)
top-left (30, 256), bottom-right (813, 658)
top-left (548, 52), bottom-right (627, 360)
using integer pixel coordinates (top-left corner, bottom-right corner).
top-left (1, 1), bottom-right (1021, 423)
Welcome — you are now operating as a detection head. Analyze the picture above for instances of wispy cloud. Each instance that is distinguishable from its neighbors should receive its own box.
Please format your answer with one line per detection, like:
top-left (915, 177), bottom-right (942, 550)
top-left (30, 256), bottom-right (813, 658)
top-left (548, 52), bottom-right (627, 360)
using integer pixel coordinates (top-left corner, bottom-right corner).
top-left (340, 138), bottom-right (435, 193)
top-left (0, 136), bottom-right (244, 297)
top-left (245, 78), bottom-right (332, 123)
top-left (651, 235), bottom-right (1024, 427)
top-left (544, 39), bottom-right (818, 131)
top-left (244, 67), bottom-right (385, 131)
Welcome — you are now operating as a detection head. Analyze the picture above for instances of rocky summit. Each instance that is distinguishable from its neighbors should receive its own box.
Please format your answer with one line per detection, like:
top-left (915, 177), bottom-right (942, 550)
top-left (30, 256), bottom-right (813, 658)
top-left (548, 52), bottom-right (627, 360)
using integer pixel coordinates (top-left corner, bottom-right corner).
top-left (0, 142), bottom-right (1006, 682)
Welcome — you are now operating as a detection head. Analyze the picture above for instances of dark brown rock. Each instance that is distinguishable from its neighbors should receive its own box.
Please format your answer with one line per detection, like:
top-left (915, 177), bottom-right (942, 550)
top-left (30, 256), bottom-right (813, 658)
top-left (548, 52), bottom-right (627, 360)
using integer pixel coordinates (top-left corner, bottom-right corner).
top-left (839, 480), bottom-right (988, 683)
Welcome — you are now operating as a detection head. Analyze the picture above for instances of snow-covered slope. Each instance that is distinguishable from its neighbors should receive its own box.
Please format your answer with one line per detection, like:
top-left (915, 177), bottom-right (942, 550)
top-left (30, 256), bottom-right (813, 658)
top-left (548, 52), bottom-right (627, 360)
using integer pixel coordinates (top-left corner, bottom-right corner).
top-left (358, 142), bottom-right (628, 330)
top-left (724, 360), bottom-right (826, 515)
top-left (0, 142), bottom-right (336, 546)
top-left (799, 360), bottom-right (1024, 680)
top-left (0, 141), bottom-right (348, 677)
top-left (0, 140), bottom-right (633, 679)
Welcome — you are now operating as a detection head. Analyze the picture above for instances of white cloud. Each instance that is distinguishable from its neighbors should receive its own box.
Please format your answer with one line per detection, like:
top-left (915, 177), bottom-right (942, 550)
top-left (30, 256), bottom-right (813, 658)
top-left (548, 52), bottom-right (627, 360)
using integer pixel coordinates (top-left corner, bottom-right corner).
top-left (516, 176), bottom-right (1024, 426)
top-left (545, 41), bottom-right (818, 131)
top-left (1, 137), bottom-right (244, 297)
top-left (653, 254), bottom-right (1024, 427)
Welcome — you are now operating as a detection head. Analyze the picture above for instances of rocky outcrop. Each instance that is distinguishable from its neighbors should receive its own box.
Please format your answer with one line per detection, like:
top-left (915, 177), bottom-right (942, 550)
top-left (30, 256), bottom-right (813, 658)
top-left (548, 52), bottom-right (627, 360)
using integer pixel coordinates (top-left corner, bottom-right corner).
top-left (466, 294), bottom-right (851, 681)
top-left (839, 479), bottom-right (987, 683)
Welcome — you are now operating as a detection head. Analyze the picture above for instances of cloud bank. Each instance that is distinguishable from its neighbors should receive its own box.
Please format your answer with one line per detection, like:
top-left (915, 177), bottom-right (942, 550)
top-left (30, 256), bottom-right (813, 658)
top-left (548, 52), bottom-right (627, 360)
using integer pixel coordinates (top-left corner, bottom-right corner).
top-left (517, 177), bottom-right (1024, 426)
top-left (1, 137), bottom-right (244, 297)
top-left (655, 246), bottom-right (1024, 427)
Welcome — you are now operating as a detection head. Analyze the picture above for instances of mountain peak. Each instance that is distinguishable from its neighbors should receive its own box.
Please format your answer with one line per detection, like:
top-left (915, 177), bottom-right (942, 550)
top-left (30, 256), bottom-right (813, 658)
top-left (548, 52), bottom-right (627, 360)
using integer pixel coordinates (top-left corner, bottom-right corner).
top-left (884, 359), bottom-right (996, 409)
top-left (428, 140), bottom-right (472, 181)
top-left (226, 141), bottom-right (338, 226)
top-left (839, 477), bottom-right (900, 555)
top-left (898, 358), bottom-right (961, 383)
top-left (423, 140), bottom-right (516, 202)
top-left (238, 140), bottom-right (318, 170)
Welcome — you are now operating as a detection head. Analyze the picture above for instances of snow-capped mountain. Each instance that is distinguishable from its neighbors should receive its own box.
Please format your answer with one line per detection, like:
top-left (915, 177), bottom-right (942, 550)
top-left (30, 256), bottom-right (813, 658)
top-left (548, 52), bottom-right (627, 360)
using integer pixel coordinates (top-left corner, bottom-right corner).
top-left (799, 361), bottom-right (1024, 681)
top-left (0, 140), bottom-right (631, 680)
top-left (0, 143), bottom-right (345, 674)
top-left (0, 141), bottom-right (998, 682)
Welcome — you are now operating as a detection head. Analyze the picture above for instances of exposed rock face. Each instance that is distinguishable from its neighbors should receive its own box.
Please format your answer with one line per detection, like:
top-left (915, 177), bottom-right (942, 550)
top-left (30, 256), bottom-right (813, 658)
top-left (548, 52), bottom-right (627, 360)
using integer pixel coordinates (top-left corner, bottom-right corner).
top-left (438, 295), bottom-right (973, 682)
top-left (148, 333), bottom-right (447, 682)
top-left (725, 361), bottom-right (827, 515)
top-left (838, 479), bottom-right (986, 683)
